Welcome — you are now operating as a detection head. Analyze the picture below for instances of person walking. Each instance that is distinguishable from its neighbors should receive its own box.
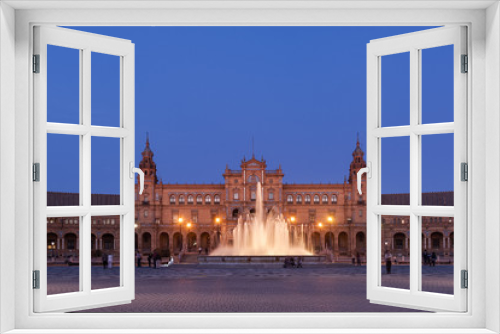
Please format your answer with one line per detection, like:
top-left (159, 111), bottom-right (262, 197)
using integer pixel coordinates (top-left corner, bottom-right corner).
top-left (136, 251), bottom-right (141, 268)
top-left (198, 247), bottom-right (202, 255)
top-left (147, 253), bottom-right (152, 268)
top-left (384, 250), bottom-right (392, 274)
top-left (153, 250), bottom-right (159, 269)
top-left (356, 252), bottom-right (361, 266)
top-left (423, 249), bottom-right (428, 265)
top-left (431, 251), bottom-right (437, 267)
top-left (102, 252), bottom-right (107, 269)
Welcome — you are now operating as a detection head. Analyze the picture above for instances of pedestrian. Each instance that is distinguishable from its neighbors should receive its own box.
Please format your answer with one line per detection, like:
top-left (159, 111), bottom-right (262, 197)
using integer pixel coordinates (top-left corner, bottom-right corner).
top-left (205, 247), bottom-right (208, 255)
top-left (147, 253), bottom-right (152, 268)
top-left (431, 251), bottom-right (437, 267)
top-left (297, 256), bottom-right (303, 268)
top-left (198, 246), bottom-right (202, 255)
top-left (384, 250), bottom-right (392, 274)
top-left (352, 255), bottom-right (355, 265)
top-left (153, 250), bottom-right (159, 269)
top-left (423, 249), bottom-right (428, 265)
top-left (136, 251), bottom-right (141, 268)
top-left (356, 252), bottom-right (361, 266)
top-left (102, 253), bottom-right (107, 269)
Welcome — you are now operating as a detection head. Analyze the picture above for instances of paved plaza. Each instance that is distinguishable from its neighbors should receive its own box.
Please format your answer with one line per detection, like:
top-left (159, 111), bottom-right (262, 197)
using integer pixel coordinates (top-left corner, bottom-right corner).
top-left (45, 264), bottom-right (454, 313)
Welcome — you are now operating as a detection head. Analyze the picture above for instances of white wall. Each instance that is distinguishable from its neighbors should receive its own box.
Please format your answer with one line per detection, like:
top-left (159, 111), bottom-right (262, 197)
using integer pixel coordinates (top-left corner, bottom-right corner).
top-left (485, 2), bottom-right (500, 333)
top-left (0, 2), bottom-right (16, 333)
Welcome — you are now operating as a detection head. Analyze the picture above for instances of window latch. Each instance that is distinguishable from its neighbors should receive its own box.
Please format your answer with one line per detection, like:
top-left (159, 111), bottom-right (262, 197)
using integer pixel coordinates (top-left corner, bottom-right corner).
top-left (357, 162), bottom-right (371, 195)
top-left (130, 162), bottom-right (144, 194)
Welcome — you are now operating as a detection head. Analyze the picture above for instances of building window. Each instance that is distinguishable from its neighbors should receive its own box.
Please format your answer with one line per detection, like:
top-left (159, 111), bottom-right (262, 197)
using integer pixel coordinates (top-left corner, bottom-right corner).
top-left (205, 195), bottom-right (211, 204)
top-left (144, 195), bottom-right (149, 202)
top-left (347, 192), bottom-right (351, 201)
top-left (232, 208), bottom-right (239, 218)
top-left (172, 211), bottom-right (179, 222)
top-left (332, 194), bottom-right (338, 204)
top-left (214, 195), bottom-right (220, 204)
top-left (247, 174), bottom-right (260, 183)
top-left (155, 193), bottom-right (160, 201)
top-left (144, 210), bottom-right (148, 217)
top-left (170, 195), bottom-right (175, 204)
top-left (305, 195), bottom-right (311, 203)
top-left (233, 191), bottom-right (239, 200)
top-left (359, 210), bottom-right (363, 217)
top-left (196, 195), bottom-right (202, 204)
top-left (287, 195), bottom-right (293, 204)
top-left (187, 195), bottom-right (194, 204)
top-left (191, 210), bottom-right (198, 223)
top-left (297, 195), bottom-right (302, 204)
top-left (322, 195), bottom-right (328, 204)
top-left (179, 195), bottom-right (185, 204)
top-left (269, 192), bottom-right (274, 200)
top-left (314, 195), bottom-right (320, 204)
top-left (251, 191), bottom-right (256, 201)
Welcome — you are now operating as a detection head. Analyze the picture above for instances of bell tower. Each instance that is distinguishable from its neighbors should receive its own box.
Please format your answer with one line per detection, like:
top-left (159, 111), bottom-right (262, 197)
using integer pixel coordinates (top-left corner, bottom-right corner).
top-left (348, 134), bottom-right (367, 201)
top-left (139, 133), bottom-right (158, 186)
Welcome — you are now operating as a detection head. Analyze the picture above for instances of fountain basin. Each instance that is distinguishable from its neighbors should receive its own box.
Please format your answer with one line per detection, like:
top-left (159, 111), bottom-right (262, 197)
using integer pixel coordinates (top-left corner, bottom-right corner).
top-left (198, 255), bottom-right (326, 266)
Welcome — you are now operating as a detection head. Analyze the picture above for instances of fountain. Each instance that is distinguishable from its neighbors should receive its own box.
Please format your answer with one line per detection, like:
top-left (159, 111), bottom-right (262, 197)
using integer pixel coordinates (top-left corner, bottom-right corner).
top-left (211, 182), bottom-right (310, 256)
top-left (199, 183), bottom-right (325, 265)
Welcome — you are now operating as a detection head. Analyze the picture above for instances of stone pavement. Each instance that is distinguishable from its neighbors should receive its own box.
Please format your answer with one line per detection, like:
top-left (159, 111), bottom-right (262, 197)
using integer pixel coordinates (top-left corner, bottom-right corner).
top-left (45, 264), bottom-right (454, 313)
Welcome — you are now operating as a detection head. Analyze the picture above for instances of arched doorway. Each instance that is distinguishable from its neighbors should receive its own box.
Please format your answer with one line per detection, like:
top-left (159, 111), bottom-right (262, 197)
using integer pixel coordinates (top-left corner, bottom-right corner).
top-left (312, 232), bottom-right (321, 253)
top-left (142, 232), bottom-right (151, 253)
top-left (159, 232), bottom-right (169, 257)
top-left (325, 232), bottom-right (334, 250)
top-left (356, 231), bottom-right (366, 254)
top-left (64, 233), bottom-right (77, 250)
top-left (393, 232), bottom-right (405, 251)
top-left (187, 232), bottom-right (197, 252)
top-left (338, 232), bottom-right (348, 254)
top-left (102, 234), bottom-right (114, 250)
top-left (431, 232), bottom-right (444, 251)
top-left (232, 208), bottom-right (239, 218)
top-left (200, 232), bottom-right (210, 252)
top-left (173, 232), bottom-right (182, 253)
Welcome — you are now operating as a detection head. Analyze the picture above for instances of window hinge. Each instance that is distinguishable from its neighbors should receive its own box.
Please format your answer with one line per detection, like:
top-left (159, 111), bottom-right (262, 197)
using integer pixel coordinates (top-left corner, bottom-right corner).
top-left (33, 163), bottom-right (40, 182)
top-left (461, 162), bottom-right (468, 182)
top-left (461, 54), bottom-right (468, 73)
top-left (33, 54), bottom-right (40, 73)
top-left (33, 270), bottom-right (40, 289)
top-left (461, 270), bottom-right (468, 289)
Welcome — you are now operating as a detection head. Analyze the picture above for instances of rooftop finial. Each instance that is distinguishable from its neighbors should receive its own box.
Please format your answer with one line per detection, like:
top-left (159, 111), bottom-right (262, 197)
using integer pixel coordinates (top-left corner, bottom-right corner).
top-left (146, 132), bottom-right (150, 146)
top-left (357, 132), bottom-right (359, 144)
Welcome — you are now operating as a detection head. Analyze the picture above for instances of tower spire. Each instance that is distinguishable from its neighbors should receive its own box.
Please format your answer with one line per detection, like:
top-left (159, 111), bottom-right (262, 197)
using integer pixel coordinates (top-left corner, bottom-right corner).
top-left (146, 132), bottom-right (150, 146)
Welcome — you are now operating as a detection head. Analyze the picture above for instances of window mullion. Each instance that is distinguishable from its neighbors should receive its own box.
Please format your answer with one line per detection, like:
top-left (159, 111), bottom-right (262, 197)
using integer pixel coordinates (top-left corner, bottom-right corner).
top-left (409, 47), bottom-right (420, 294)
top-left (81, 47), bottom-right (92, 294)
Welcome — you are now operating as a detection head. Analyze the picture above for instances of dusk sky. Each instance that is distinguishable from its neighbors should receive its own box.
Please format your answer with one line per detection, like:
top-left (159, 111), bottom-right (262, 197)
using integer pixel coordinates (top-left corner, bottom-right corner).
top-left (47, 26), bottom-right (453, 195)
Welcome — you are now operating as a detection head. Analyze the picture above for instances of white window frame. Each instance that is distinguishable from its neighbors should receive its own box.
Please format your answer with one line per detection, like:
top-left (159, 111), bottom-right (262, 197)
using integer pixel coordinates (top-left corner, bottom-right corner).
top-left (32, 26), bottom-right (136, 313)
top-left (1, 2), bottom-right (498, 333)
top-left (366, 26), bottom-right (467, 312)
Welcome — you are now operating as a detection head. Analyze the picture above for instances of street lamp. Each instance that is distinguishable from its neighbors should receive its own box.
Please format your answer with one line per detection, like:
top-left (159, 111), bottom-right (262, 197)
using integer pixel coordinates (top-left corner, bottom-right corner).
top-left (177, 217), bottom-right (183, 252)
top-left (327, 216), bottom-right (334, 251)
top-left (215, 217), bottom-right (221, 246)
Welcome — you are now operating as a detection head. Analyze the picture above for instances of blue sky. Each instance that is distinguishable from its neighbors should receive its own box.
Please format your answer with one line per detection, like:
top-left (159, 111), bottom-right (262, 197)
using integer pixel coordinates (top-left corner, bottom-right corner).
top-left (47, 26), bottom-right (454, 195)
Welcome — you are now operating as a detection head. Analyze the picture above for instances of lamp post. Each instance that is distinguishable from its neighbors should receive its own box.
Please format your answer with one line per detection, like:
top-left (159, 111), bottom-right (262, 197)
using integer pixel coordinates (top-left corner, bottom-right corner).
top-left (317, 222), bottom-right (323, 253)
top-left (215, 217), bottom-right (221, 247)
top-left (186, 222), bottom-right (192, 251)
top-left (178, 217), bottom-right (183, 252)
